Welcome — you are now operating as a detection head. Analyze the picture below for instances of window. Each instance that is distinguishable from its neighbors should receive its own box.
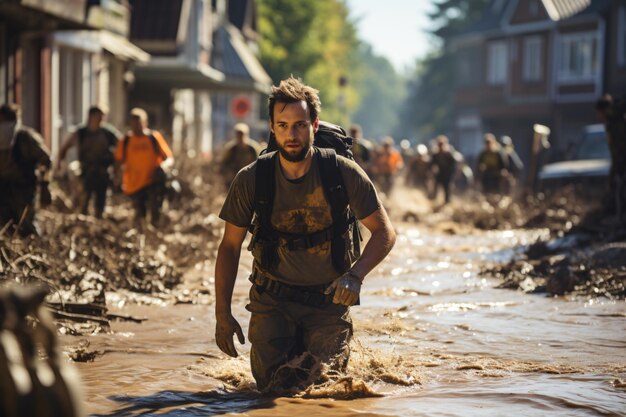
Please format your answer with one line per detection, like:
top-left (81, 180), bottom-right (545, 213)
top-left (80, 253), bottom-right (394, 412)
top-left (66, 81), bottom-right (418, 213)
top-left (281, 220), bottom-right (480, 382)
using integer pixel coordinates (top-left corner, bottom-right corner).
top-left (523, 36), bottom-right (542, 81)
top-left (617, 6), bottom-right (626, 67)
top-left (487, 41), bottom-right (508, 85)
top-left (558, 32), bottom-right (598, 82)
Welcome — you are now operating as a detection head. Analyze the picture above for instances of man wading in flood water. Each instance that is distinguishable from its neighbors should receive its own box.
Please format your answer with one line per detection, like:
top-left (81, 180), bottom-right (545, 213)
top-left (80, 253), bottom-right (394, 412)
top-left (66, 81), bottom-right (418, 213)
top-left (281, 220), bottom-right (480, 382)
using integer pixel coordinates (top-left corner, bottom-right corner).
top-left (214, 77), bottom-right (396, 392)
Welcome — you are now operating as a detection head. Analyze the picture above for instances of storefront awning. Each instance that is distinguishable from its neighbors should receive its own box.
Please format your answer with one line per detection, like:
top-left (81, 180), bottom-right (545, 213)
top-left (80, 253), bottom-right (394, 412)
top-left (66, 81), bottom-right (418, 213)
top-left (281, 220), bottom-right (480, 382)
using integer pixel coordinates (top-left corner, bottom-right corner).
top-left (132, 62), bottom-right (225, 90)
top-left (100, 31), bottom-right (150, 63)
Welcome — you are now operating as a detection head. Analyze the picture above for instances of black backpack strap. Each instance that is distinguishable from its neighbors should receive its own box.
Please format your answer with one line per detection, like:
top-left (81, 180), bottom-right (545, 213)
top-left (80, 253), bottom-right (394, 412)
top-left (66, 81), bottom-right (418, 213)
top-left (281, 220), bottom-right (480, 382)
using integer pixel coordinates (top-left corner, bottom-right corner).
top-left (148, 131), bottom-right (167, 159)
top-left (122, 132), bottom-right (166, 163)
top-left (77, 127), bottom-right (87, 162)
top-left (316, 148), bottom-right (357, 273)
top-left (122, 135), bottom-right (129, 163)
top-left (252, 151), bottom-right (279, 270)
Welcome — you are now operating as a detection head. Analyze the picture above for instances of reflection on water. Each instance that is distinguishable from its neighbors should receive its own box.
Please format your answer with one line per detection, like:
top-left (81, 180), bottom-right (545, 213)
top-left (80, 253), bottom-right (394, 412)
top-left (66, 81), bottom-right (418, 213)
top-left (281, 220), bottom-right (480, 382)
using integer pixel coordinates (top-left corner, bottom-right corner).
top-left (68, 224), bottom-right (626, 417)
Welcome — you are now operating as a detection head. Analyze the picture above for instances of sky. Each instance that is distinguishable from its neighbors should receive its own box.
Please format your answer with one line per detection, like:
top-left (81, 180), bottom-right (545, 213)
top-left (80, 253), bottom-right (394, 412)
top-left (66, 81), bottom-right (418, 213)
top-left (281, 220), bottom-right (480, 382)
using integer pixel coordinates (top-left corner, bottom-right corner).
top-left (345, 0), bottom-right (435, 73)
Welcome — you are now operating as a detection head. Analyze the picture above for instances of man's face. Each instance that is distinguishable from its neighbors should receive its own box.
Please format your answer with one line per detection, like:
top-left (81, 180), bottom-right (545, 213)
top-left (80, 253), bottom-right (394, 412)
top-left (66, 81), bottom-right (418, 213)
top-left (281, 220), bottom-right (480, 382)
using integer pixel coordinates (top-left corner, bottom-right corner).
top-left (271, 100), bottom-right (318, 162)
top-left (89, 112), bottom-right (104, 126)
top-left (130, 116), bottom-right (146, 132)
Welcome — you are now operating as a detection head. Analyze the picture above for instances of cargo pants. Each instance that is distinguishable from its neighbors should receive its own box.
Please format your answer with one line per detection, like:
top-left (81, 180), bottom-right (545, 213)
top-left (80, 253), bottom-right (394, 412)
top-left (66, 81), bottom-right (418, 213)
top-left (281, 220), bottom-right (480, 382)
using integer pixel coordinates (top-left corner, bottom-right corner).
top-left (245, 285), bottom-right (353, 392)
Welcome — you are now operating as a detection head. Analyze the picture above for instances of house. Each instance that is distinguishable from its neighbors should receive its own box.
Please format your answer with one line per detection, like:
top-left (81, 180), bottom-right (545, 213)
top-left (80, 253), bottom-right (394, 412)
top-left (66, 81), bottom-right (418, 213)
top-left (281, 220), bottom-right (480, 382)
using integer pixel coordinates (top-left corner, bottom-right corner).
top-left (451, 0), bottom-right (625, 166)
top-left (0, 0), bottom-right (92, 155)
top-left (0, 0), bottom-right (149, 157)
top-left (128, 0), bottom-right (271, 157)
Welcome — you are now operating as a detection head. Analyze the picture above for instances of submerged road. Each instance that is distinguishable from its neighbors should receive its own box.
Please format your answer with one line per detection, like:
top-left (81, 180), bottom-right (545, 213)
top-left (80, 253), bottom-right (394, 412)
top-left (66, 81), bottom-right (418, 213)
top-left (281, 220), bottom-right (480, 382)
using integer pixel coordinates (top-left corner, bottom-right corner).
top-left (68, 222), bottom-right (626, 417)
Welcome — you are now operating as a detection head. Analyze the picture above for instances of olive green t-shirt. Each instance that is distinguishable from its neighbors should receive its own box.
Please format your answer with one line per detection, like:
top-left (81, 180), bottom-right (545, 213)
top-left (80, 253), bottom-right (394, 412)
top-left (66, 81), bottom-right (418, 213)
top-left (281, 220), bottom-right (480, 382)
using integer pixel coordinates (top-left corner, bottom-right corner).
top-left (219, 149), bottom-right (380, 286)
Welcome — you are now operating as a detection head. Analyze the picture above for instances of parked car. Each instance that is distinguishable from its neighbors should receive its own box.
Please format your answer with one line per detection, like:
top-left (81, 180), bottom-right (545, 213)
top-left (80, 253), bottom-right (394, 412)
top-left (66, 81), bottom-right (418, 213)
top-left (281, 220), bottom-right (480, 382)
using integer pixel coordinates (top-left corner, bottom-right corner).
top-left (538, 124), bottom-right (610, 189)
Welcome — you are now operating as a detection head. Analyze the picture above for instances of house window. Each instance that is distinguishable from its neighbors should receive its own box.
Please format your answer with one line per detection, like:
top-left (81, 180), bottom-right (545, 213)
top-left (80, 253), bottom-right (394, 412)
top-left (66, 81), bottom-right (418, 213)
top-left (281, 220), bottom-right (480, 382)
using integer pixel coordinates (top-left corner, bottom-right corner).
top-left (523, 36), bottom-right (542, 81)
top-left (558, 32), bottom-right (598, 82)
top-left (619, 5), bottom-right (626, 67)
top-left (487, 41), bottom-right (508, 85)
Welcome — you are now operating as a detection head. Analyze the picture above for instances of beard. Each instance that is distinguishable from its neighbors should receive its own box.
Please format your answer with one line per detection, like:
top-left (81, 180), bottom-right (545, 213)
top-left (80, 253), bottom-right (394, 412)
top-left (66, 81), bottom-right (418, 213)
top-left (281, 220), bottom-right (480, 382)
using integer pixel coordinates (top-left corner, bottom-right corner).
top-left (277, 137), bottom-right (312, 162)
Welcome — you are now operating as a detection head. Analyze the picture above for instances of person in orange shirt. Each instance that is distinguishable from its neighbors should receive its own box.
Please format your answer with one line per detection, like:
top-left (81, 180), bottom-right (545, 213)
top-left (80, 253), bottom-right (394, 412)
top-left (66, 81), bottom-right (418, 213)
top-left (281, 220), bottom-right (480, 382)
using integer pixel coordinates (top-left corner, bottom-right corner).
top-left (371, 136), bottom-right (404, 195)
top-left (114, 108), bottom-right (173, 226)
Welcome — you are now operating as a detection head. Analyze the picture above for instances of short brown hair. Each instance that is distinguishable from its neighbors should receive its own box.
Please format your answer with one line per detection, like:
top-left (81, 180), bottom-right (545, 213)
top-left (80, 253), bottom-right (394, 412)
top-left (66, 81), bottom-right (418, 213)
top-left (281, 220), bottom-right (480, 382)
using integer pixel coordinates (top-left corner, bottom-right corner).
top-left (0, 103), bottom-right (20, 122)
top-left (268, 77), bottom-right (321, 123)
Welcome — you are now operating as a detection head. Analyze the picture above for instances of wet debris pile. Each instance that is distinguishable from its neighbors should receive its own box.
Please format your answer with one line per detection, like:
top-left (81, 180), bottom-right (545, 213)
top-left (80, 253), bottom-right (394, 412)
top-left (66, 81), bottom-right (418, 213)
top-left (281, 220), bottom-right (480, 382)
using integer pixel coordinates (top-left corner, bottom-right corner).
top-left (447, 188), bottom-right (591, 232)
top-left (0, 156), bottom-right (224, 330)
top-left (0, 285), bottom-right (84, 416)
top-left (485, 213), bottom-right (626, 299)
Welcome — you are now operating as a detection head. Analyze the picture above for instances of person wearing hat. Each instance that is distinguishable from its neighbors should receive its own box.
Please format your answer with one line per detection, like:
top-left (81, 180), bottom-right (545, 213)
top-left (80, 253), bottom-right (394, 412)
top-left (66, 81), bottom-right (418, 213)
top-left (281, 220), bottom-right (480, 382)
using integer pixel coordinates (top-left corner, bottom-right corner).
top-left (219, 122), bottom-right (261, 188)
top-left (114, 108), bottom-right (173, 226)
top-left (56, 105), bottom-right (121, 218)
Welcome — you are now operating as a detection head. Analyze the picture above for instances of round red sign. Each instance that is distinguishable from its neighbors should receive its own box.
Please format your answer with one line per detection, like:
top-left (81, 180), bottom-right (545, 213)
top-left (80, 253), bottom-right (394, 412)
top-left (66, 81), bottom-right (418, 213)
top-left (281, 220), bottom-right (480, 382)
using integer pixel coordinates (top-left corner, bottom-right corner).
top-left (230, 95), bottom-right (252, 119)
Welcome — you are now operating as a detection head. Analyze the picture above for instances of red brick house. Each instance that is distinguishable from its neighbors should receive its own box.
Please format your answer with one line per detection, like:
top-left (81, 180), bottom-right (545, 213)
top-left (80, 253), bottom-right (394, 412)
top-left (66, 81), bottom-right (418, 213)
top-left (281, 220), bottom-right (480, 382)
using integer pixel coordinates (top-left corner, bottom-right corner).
top-left (452, 0), bottom-right (625, 165)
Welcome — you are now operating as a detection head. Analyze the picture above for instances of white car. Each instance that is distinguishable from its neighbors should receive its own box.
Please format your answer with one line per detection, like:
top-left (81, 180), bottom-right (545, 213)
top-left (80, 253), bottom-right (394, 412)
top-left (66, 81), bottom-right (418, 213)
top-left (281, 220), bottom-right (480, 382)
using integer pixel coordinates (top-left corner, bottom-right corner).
top-left (538, 124), bottom-right (610, 188)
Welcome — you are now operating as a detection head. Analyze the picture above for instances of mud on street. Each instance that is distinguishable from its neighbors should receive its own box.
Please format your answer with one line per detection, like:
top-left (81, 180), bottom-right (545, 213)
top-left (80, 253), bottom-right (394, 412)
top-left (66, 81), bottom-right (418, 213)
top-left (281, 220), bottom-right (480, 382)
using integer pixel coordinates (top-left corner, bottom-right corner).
top-left (1, 166), bottom-right (625, 416)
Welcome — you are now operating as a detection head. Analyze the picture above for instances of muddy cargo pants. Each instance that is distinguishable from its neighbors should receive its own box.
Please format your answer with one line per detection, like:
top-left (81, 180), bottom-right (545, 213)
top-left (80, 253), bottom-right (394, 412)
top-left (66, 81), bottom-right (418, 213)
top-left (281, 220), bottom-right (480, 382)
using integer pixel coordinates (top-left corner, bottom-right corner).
top-left (246, 285), bottom-right (353, 392)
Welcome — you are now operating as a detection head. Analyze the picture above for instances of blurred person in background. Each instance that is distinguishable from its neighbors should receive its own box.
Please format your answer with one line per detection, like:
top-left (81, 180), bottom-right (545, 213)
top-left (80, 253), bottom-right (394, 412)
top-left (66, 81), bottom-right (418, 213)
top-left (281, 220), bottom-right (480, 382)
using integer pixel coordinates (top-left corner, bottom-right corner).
top-left (349, 124), bottom-right (373, 177)
top-left (595, 94), bottom-right (626, 217)
top-left (500, 135), bottom-right (524, 196)
top-left (477, 133), bottom-right (508, 195)
top-left (405, 143), bottom-right (432, 193)
top-left (114, 108), bottom-right (173, 227)
top-left (371, 136), bottom-right (403, 195)
top-left (219, 122), bottom-right (261, 189)
top-left (429, 135), bottom-right (457, 205)
top-left (0, 103), bottom-right (51, 236)
top-left (56, 105), bottom-right (120, 218)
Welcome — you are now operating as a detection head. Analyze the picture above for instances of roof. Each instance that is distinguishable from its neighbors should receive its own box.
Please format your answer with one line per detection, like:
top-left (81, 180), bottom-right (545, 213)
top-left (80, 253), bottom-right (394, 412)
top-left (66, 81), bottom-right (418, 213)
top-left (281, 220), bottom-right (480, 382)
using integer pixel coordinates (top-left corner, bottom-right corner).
top-left (132, 62), bottom-right (225, 89)
top-left (129, 0), bottom-right (183, 41)
top-left (100, 30), bottom-right (150, 62)
top-left (211, 24), bottom-right (272, 93)
top-left (542, 0), bottom-right (590, 20)
top-left (457, 0), bottom-right (611, 38)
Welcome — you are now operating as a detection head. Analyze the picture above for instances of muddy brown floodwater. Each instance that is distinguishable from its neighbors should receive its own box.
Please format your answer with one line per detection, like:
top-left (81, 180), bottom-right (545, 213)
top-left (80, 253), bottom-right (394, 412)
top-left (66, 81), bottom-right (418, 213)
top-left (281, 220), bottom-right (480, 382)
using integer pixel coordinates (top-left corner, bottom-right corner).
top-left (64, 222), bottom-right (626, 417)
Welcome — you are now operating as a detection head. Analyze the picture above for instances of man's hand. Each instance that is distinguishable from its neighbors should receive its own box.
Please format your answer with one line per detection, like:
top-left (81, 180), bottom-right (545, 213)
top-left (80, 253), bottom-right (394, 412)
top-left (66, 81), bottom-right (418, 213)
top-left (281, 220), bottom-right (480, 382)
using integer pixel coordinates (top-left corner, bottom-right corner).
top-left (215, 312), bottom-right (245, 357)
top-left (324, 271), bottom-right (362, 306)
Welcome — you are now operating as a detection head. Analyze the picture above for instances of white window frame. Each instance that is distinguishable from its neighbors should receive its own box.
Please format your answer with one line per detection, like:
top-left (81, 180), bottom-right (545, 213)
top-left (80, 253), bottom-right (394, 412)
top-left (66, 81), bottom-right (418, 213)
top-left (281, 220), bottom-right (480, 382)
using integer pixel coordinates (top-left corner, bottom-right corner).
top-left (619, 5), bottom-right (626, 67)
top-left (557, 31), bottom-right (598, 83)
top-left (523, 36), bottom-right (543, 81)
top-left (487, 41), bottom-right (508, 85)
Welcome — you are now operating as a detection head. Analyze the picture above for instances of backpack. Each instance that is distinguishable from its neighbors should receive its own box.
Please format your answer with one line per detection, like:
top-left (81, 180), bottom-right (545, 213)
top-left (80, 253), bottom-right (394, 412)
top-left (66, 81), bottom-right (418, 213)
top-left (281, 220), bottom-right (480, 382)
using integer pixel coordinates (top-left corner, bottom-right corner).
top-left (77, 126), bottom-right (118, 166)
top-left (121, 132), bottom-right (180, 197)
top-left (121, 131), bottom-right (167, 163)
top-left (250, 121), bottom-right (361, 274)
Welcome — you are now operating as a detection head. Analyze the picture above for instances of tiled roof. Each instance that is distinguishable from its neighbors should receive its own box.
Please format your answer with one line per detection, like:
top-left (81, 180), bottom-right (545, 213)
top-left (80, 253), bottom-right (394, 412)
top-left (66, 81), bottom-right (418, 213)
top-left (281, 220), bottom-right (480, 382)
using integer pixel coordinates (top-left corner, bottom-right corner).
top-left (129, 0), bottom-right (182, 41)
top-left (212, 23), bottom-right (271, 93)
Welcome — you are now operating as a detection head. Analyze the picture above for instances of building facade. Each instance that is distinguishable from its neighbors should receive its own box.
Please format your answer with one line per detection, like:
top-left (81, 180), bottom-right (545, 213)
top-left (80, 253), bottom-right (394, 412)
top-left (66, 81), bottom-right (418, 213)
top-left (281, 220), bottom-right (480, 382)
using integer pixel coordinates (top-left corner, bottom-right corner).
top-left (452, 0), bottom-right (625, 165)
top-left (128, 0), bottom-right (271, 157)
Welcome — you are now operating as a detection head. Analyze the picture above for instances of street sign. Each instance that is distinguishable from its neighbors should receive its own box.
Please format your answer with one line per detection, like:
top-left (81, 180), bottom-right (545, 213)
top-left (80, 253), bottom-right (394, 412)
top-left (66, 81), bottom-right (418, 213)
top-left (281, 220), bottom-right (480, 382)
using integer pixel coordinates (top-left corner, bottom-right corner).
top-left (230, 95), bottom-right (252, 119)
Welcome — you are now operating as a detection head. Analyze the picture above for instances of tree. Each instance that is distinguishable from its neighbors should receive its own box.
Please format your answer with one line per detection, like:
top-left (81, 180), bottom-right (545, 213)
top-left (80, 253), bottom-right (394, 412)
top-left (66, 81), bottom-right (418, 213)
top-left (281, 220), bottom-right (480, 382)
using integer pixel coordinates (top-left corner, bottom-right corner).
top-left (351, 43), bottom-right (406, 140)
top-left (257, 0), bottom-right (360, 125)
top-left (400, 0), bottom-right (490, 141)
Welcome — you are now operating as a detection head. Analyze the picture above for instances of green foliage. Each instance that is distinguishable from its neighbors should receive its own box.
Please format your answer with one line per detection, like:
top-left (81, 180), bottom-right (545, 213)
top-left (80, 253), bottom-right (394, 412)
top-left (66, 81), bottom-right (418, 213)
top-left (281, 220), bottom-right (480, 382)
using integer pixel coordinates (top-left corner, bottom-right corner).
top-left (400, 0), bottom-right (490, 141)
top-left (351, 44), bottom-right (406, 140)
top-left (257, 0), bottom-right (360, 126)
